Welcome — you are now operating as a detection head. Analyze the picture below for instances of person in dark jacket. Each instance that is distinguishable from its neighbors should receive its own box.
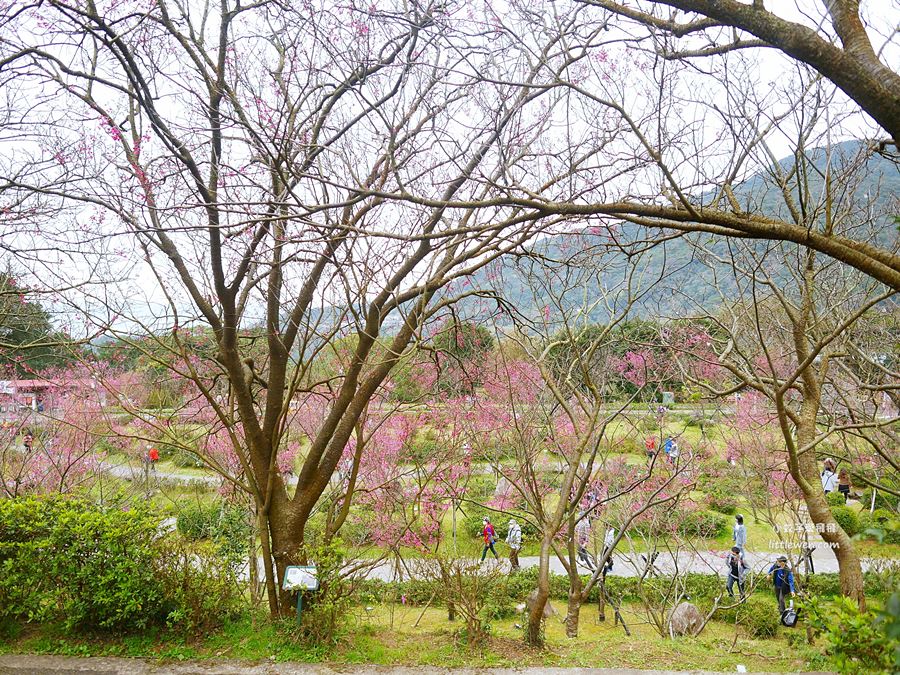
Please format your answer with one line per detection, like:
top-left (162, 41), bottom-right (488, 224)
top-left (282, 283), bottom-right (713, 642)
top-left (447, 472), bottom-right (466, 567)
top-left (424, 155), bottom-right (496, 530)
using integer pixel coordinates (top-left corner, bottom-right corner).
top-left (725, 546), bottom-right (748, 599)
top-left (768, 555), bottom-right (796, 614)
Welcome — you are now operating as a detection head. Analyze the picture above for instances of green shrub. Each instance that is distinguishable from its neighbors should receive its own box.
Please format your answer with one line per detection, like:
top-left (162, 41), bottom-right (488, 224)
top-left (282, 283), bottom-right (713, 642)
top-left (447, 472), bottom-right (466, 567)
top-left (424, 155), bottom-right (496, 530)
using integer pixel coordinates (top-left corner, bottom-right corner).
top-left (0, 495), bottom-right (242, 634)
top-left (144, 386), bottom-right (182, 410)
top-left (172, 449), bottom-right (205, 468)
top-left (862, 509), bottom-right (900, 544)
top-left (826, 491), bottom-right (847, 507)
top-left (676, 509), bottom-right (730, 539)
top-left (801, 573), bottom-right (842, 597)
top-left (863, 564), bottom-right (900, 598)
top-left (807, 595), bottom-right (898, 674)
top-left (706, 489), bottom-right (739, 516)
top-left (481, 593), bottom-right (516, 620)
top-left (0, 496), bottom-right (166, 631)
top-left (603, 576), bottom-right (639, 603)
top-left (736, 595), bottom-right (779, 639)
top-left (830, 505), bottom-right (860, 537)
top-left (859, 489), bottom-right (898, 513)
top-left (798, 571), bottom-right (897, 599)
top-left (176, 502), bottom-right (250, 564)
top-left (296, 542), bottom-right (353, 645)
top-left (154, 538), bottom-right (243, 633)
top-left (404, 428), bottom-right (438, 463)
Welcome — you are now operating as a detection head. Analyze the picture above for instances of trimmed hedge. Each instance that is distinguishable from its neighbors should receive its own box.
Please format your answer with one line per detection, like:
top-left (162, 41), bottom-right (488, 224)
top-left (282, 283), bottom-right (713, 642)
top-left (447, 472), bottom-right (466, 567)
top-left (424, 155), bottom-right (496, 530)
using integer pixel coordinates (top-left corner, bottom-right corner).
top-left (358, 569), bottom-right (893, 612)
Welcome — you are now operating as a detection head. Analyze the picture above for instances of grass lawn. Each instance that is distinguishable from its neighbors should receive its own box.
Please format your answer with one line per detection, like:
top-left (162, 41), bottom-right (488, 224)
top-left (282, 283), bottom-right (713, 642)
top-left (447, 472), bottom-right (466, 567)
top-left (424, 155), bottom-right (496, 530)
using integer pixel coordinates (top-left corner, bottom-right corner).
top-left (0, 601), bottom-right (824, 672)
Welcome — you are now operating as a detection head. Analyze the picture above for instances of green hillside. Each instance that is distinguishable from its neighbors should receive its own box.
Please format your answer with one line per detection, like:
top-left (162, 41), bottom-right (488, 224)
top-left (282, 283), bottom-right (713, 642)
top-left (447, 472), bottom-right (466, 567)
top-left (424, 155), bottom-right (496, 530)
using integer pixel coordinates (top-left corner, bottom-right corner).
top-left (451, 140), bottom-right (898, 324)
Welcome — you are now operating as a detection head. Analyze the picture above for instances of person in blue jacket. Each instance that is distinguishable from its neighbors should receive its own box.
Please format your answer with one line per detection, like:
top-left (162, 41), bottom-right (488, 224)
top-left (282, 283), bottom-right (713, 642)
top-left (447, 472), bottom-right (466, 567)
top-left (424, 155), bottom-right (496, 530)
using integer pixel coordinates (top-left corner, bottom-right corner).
top-left (768, 555), bottom-right (796, 614)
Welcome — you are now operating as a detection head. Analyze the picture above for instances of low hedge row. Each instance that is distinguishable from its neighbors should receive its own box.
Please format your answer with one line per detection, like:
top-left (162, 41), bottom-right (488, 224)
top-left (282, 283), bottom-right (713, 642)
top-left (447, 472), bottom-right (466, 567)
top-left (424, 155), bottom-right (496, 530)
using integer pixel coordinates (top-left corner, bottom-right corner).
top-left (358, 567), bottom-right (895, 608)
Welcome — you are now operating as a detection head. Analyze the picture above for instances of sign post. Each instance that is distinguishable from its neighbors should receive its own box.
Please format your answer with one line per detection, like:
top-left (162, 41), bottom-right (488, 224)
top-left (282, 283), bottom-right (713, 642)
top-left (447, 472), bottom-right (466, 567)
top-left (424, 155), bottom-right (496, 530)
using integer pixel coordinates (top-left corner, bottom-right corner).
top-left (282, 565), bottom-right (319, 625)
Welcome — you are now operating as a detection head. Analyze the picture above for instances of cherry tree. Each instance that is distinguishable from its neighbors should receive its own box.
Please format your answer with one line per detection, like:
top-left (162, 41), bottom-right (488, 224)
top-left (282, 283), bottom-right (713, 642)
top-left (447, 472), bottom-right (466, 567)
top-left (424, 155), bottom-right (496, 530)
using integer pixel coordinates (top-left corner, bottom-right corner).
top-left (3, 0), bottom-right (897, 623)
top-left (0, 366), bottom-right (128, 497)
top-left (458, 238), bottom-right (697, 644)
top-left (0, 0), bottom-right (621, 615)
top-left (666, 114), bottom-right (898, 608)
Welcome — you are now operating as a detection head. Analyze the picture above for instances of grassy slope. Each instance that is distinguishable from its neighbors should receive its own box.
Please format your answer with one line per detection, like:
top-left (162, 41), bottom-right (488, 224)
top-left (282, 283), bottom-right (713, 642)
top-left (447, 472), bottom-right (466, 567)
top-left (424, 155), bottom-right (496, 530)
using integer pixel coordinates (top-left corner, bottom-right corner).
top-left (0, 602), bottom-right (820, 672)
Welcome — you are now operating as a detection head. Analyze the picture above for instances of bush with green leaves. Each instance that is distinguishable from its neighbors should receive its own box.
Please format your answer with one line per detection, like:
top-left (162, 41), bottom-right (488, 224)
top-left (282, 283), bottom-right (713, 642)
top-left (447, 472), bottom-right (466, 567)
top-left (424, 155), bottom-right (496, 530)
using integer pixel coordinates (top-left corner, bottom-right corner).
top-left (0, 495), bottom-right (242, 634)
top-left (176, 501), bottom-right (250, 564)
top-left (734, 595), bottom-right (779, 639)
top-left (807, 595), bottom-right (898, 674)
top-left (830, 505), bottom-right (860, 536)
top-left (676, 509), bottom-right (730, 539)
top-left (859, 488), bottom-right (898, 513)
top-left (172, 449), bottom-right (205, 468)
top-left (825, 491), bottom-right (847, 507)
top-left (706, 488), bottom-right (739, 516)
top-left (0, 496), bottom-right (166, 631)
top-left (858, 509), bottom-right (900, 544)
top-left (295, 541), bottom-right (353, 645)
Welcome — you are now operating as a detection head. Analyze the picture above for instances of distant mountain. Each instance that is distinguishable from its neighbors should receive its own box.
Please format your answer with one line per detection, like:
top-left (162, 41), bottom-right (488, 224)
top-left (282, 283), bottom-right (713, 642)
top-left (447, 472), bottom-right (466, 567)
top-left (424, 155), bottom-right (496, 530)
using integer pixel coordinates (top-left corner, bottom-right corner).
top-left (448, 139), bottom-right (898, 325)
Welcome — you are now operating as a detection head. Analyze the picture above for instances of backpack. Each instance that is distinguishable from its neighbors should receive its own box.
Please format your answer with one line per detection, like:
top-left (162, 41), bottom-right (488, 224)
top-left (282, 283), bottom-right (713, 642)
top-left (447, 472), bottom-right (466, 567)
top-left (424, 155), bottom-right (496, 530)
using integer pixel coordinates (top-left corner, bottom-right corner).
top-left (781, 600), bottom-right (799, 628)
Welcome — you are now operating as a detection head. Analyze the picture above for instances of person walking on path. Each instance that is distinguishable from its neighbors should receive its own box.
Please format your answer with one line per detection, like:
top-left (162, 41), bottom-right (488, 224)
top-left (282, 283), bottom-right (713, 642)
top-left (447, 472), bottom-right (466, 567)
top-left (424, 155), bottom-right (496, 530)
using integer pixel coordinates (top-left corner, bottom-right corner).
top-left (733, 514), bottom-right (747, 552)
top-left (821, 459), bottom-right (837, 494)
top-left (668, 439), bottom-right (679, 466)
top-left (838, 468), bottom-right (851, 502)
top-left (505, 518), bottom-right (522, 572)
top-left (663, 436), bottom-right (673, 461)
top-left (769, 555), bottom-right (796, 615)
top-left (602, 526), bottom-right (616, 576)
top-left (575, 515), bottom-right (596, 571)
top-left (725, 546), bottom-right (748, 599)
top-left (645, 436), bottom-right (656, 461)
top-left (480, 517), bottom-right (498, 562)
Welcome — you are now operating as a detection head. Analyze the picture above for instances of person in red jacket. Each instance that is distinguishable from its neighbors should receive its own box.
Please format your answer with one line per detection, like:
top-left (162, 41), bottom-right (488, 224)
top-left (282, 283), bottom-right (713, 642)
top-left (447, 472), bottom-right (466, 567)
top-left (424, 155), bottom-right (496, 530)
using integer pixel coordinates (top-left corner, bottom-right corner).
top-left (645, 436), bottom-right (656, 461)
top-left (148, 447), bottom-right (160, 463)
top-left (480, 516), bottom-right (498, 562)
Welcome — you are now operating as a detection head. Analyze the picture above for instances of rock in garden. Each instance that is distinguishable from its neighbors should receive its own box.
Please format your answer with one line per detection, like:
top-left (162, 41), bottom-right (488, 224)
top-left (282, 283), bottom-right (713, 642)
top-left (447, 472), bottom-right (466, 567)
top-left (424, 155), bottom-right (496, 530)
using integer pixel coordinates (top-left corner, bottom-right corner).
top-left (524, 589), bottom-right (557, 618)
top-left (669, 601), bottom-right (703, 637)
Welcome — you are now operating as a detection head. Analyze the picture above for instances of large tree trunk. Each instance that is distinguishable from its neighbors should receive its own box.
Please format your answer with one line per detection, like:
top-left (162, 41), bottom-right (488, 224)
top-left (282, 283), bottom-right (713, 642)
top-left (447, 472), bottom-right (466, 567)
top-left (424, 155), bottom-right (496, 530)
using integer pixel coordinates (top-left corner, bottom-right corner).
top-left (565, 581), bottom-right (582, 638)
top-left (565, 534), bottom-right (583, 638)
top-left (525, 537), bottom-right (552, 646)
top-left (597, 579), bottom-right (606, 622)
top-left (267, 489), bottom-right (306, 615)
top-left (793, 415), bottom-right (866, 610)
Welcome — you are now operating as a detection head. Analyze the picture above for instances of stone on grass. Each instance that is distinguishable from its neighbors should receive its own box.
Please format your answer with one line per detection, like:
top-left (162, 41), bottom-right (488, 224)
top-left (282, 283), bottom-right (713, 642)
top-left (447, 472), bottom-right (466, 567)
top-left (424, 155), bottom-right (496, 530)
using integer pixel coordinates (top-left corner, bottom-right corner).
top-left (669, 601), bottom-right (704, 637)
top-left (524, 589), bottom-right (557, 618)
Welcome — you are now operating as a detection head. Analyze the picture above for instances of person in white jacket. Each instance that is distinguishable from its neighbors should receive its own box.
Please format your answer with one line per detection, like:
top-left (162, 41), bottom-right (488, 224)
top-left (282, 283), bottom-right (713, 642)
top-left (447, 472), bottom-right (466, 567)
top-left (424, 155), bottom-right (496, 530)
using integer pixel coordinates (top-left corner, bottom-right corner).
top-left (821, 459), bottom-right (838, 494)
top-left (733, 514), bottom-right (747, 552)
top-left (602, 527), bottom-right (616, 576)
top-left (506, 518), bottom-right (522, 572)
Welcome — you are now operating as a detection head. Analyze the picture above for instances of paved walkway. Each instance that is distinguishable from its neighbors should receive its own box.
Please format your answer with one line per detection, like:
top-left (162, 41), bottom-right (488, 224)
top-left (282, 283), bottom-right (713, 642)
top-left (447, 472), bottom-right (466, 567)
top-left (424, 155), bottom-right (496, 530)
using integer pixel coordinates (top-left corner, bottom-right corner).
top-left (99, 460), bottom-right (221, 486)
top-left (0, 655), bottom-right (834, 674)
top-left (357, 543), bottom-right (871, 582)
top-left (98, 459), bottom-right (877, 583)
